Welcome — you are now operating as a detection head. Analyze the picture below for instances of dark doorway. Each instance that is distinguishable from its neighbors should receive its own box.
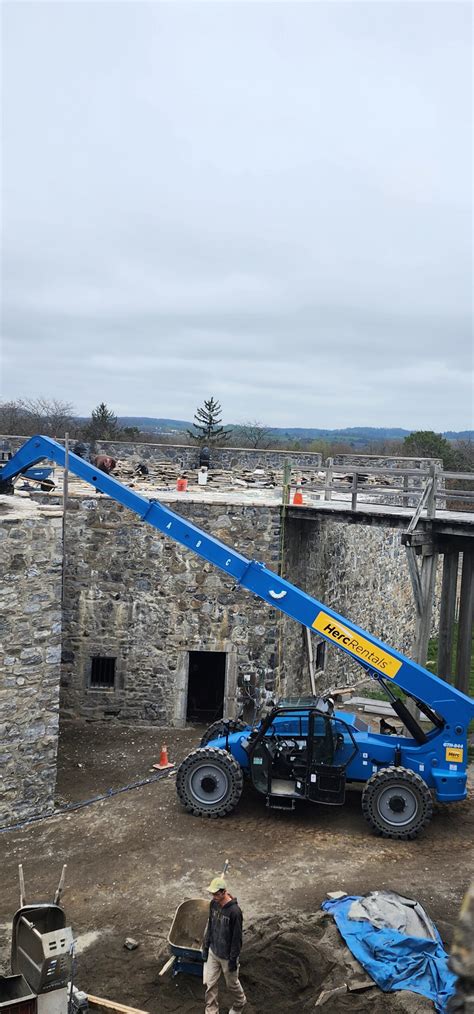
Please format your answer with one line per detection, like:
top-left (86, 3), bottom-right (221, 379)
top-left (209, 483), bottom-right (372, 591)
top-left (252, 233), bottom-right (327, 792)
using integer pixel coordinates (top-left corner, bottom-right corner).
top-left (186, 651), bottom-right (226, 723)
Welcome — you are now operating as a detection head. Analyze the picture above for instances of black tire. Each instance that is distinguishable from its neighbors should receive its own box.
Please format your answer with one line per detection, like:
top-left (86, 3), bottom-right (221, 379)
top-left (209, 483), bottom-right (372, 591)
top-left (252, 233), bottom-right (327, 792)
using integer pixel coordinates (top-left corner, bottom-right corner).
top-left (200, 719), bottom-right (247, 748)
top-left (176, 747), bottom-right (244, 818)
top-left (361, 765), bottom-right (433, 840)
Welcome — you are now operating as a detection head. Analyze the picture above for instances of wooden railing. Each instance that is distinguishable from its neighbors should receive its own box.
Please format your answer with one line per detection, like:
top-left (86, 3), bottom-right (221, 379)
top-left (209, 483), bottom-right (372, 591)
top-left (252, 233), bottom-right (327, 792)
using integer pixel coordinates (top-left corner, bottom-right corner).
top-left (287, 462), bottom-right (474, 516)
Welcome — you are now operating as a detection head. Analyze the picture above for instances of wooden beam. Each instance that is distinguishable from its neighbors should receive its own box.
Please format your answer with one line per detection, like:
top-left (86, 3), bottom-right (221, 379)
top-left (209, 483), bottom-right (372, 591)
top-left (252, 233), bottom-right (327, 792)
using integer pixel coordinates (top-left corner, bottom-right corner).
top-left (455, 551), bottom-right (474, 695)
top-left (405, 546), bottom-right (424, 617)
top-left (401, 532), bottom-right (434, 547)
top-left (87, 995), bottom-right (150, 1014)
top-left (413, 551), bottom-right (439, 667)
top-left (438, 552), bottom-right (459, 680)
top-left (406, 477), bottom-right (433, 534)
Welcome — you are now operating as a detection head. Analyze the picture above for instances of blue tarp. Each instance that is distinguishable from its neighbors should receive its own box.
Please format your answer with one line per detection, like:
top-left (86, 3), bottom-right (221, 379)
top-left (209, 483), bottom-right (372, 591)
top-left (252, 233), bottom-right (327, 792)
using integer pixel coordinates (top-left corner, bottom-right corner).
top-left (322, 895), bottom-right (457, 1013)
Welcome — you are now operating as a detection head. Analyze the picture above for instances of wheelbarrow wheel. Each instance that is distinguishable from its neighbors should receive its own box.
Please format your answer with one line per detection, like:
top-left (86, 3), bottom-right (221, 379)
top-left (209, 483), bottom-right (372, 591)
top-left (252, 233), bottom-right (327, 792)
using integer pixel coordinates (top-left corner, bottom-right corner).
top-left (176, 747), bottom-right (243, 818)
top-left (200, 718), bottom-right (247, 747)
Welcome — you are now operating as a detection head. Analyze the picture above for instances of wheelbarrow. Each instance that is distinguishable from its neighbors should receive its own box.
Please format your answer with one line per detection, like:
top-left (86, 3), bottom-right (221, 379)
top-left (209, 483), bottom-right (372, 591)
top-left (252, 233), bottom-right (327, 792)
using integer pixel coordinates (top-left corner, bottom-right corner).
top-left (160, 899), bottom-right (209, 978)
top-left (159, 862), bottom-right (229, 979)
top-left (22, 467), bottom-right (55, 491)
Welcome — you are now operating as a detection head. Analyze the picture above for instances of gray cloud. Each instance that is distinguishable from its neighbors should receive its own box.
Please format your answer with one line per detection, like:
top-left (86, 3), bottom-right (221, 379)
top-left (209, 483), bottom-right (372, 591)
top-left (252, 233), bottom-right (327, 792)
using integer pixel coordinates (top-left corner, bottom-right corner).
top-left (1, 1), bottom-right (472, 428)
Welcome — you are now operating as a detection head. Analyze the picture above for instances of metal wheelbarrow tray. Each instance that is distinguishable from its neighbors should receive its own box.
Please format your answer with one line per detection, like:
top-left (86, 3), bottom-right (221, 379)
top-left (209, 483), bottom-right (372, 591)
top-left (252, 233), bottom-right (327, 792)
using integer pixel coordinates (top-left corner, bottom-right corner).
top-left (166, 899), bottom-right (209, 977)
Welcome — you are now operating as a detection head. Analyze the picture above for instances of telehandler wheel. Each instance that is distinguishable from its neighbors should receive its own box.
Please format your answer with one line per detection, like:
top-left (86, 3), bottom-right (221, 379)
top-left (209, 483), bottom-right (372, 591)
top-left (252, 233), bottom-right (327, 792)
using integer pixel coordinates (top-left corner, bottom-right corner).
top-left (176, 747), bottom-right (244, 818)
top-left (200, 719), bottom-right (247, 747)
top-left (361, 766), bottom-right (433, 840)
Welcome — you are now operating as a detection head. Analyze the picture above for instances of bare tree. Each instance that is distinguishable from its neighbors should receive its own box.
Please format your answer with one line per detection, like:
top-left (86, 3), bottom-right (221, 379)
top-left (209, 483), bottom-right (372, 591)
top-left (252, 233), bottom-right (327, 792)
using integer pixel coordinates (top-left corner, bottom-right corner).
top-left (0, 401), bottom-right (27, 435)
top-left (21, 397), bottom-right (76, 436)
top-left (233, 420), bottom-right (273, 448)
top-left (0, 397), bottom-right (76, 436)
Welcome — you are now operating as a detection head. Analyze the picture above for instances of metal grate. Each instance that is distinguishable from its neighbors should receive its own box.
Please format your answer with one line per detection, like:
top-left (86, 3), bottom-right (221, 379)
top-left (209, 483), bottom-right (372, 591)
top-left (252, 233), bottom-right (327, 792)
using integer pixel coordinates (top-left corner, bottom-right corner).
top-left (90, 656), bottom-right (116, 689)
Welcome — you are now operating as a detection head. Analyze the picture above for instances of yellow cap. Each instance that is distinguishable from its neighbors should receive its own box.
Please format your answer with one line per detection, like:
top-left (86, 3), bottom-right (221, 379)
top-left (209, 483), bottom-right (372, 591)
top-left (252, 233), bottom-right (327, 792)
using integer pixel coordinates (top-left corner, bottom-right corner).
top-left (207, 877), bottom-right (227, 893)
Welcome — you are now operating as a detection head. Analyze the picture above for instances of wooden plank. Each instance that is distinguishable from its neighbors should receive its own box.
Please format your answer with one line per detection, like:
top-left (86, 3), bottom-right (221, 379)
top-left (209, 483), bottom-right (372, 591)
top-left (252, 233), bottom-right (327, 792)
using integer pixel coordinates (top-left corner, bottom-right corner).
top-left (455, 551), bottom-right (474, 695)
top-left (406, 478), bottom-right (433, 534)
top-left (87, 994), bottom-right (150, 1014)
top-left (438, 552), bottom-right (459, 680)
top-left (158, 955), bottom-right (176, 977)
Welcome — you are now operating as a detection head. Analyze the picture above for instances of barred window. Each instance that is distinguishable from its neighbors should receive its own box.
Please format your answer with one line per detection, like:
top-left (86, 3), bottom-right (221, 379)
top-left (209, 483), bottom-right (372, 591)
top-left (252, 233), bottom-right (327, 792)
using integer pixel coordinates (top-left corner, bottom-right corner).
top-left (90, 656), bottom-right (116, 689)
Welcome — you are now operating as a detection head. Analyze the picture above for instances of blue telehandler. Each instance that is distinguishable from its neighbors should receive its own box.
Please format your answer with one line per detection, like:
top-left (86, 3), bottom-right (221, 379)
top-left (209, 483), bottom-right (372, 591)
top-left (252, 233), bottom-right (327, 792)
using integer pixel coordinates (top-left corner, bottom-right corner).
top-left (1, 435), bottom-right (473, 839)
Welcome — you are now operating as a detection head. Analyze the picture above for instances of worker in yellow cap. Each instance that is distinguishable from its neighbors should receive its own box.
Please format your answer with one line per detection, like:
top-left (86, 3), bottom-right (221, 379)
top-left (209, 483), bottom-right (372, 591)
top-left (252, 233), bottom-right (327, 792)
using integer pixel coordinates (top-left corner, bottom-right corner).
top-left (202, 876), bottom-right (246, 1013)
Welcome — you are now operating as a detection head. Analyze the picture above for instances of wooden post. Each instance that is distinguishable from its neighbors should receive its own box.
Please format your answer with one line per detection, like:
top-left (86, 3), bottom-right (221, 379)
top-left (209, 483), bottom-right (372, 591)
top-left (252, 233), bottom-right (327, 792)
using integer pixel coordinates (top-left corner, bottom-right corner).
top-left (403, 472), bottom-right (409, 506)
top-left (438, 551), bottom-right (459, 680)
top-left (351, 472), bottom-right (358, 512)
top-left (455, 551), bottom-right (474, 695)
top-left (304, 627), bottom-right (317, 696)
top-left (282, 461), bottom-right (291, 507)
top-left (405, 547), bottom-right (423, 617)
top-left (412, 552), bottom-right (439, 668)
top-left (427, 464), bottom-right (438, 519)
top-left (61, 432), bottom-right (69, 605)
top-left (324, 458), bottom-right (333, 501)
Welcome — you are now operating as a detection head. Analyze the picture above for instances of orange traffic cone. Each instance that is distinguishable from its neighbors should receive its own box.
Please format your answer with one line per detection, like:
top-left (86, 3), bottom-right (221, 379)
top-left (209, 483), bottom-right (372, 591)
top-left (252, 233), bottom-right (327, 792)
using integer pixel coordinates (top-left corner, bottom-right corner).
top-left (293, 481), bottom-right (303, 505)
top-left (153, 744), bottom-right (174, 770)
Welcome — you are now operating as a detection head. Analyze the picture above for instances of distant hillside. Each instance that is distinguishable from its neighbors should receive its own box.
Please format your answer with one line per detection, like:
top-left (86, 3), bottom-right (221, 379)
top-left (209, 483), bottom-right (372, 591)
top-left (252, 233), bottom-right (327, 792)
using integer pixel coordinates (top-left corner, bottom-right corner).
top-left (116, 419), bottom-right (473, 448)
top-left (119, 416), bottom-right (191, 431)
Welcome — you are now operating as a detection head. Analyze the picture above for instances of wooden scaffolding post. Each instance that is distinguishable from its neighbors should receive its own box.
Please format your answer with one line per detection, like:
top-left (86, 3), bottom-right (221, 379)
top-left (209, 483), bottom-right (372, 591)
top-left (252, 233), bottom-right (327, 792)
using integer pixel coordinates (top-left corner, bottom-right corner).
top-left (455, 551), bottom-right (474, 696)
top-left (438, 551), bottom-right (459, 681)
top-left (413, 551), bottom-right (439, 668)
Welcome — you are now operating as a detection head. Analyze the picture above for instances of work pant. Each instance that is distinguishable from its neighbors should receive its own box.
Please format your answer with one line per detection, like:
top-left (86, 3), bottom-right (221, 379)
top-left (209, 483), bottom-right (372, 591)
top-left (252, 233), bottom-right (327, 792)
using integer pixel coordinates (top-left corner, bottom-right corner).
top-left (203, 948), bottom-right (246, 1013)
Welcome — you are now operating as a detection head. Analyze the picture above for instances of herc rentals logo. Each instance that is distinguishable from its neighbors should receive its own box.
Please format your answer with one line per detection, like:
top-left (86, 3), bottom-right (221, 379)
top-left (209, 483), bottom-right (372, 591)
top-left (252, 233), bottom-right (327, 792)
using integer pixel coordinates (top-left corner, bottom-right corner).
top-left (312, 611), bottom-right (402, 679)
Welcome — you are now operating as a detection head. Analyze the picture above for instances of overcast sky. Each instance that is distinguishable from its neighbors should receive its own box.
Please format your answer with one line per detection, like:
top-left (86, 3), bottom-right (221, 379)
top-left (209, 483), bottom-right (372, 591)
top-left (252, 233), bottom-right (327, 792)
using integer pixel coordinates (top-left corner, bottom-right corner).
top-left (1, 1), bottom-right (472, 429)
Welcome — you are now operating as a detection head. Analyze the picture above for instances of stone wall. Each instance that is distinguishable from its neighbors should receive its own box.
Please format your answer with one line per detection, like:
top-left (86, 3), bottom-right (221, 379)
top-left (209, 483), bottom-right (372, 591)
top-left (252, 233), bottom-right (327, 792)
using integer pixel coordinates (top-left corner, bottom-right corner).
top-left (59, 495), bottom-right (430, 720)
top-left (60, 498), bottom-right (281, 723)
top-left (0, 497), bottom-right (63, 827)
top-left (0, 434), bottom-right (322, 472)
top-left (280, 514), bottom-right (424, 694)
top-left (93, 440), bottom-right (324, 472)
top-left (331, 453), bottom-right (441, 470)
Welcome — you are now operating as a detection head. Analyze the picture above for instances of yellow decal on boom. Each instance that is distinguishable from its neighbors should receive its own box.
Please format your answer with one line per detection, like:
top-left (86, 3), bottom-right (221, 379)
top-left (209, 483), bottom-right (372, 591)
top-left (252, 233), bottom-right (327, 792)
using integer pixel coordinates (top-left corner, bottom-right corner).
top-left (312, 611), bottom-right (402, 678)
top-left (445, 747), bottom-right (463, 763)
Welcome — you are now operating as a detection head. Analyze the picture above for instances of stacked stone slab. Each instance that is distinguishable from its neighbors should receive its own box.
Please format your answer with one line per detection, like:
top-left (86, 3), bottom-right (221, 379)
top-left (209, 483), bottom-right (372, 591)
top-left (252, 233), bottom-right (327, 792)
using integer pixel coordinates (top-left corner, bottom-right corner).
top-left (0, 497), bottom-right (63, 827)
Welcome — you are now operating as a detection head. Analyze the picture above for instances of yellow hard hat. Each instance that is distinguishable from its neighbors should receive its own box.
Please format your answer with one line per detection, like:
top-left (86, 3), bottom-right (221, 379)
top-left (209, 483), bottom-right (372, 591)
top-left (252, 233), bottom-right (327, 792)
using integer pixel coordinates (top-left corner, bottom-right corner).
top-left (207, 877), bottom-right (227, 893)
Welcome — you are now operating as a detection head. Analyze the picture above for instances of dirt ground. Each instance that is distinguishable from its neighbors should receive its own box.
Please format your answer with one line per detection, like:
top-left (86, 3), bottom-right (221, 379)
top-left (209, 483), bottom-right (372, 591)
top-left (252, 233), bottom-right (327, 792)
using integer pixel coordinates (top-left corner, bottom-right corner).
top-left (0, 721), bottom-right (472, 1013)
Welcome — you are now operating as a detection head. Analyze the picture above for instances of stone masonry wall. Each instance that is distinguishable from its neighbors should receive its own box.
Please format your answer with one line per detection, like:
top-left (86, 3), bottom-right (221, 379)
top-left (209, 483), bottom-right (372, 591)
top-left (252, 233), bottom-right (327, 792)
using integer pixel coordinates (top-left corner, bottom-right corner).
top-left (60, 498), bottom-right (281, 723)
top-left (281, 515), bottom-right (422, 695)
top-left (0, 499), bottom-right (63, 827)
top-left (60, 496), bottom-right (426, 719)
top-left (0, 435), bottom-right (322, 472)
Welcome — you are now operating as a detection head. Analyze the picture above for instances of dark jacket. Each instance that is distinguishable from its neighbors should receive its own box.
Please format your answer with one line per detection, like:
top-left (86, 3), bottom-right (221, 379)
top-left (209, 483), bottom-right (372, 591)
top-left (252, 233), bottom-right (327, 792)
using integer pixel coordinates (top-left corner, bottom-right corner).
top-left (203, 897), bottom-right (243, 962)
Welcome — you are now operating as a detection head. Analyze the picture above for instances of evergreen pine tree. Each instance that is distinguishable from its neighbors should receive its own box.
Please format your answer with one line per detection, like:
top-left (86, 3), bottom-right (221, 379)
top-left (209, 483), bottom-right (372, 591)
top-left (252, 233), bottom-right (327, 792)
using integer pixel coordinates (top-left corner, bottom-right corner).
top-left (84, 403), bottom-right (121, 441)
top-left (187, 397), bottom-right (231, 444)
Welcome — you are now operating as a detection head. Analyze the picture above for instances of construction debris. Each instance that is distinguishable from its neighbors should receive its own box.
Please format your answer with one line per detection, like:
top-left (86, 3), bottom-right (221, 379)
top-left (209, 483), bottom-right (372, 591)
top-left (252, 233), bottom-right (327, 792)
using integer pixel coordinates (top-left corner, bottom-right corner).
top-left (314, 984), bottom-right (347, 1006)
